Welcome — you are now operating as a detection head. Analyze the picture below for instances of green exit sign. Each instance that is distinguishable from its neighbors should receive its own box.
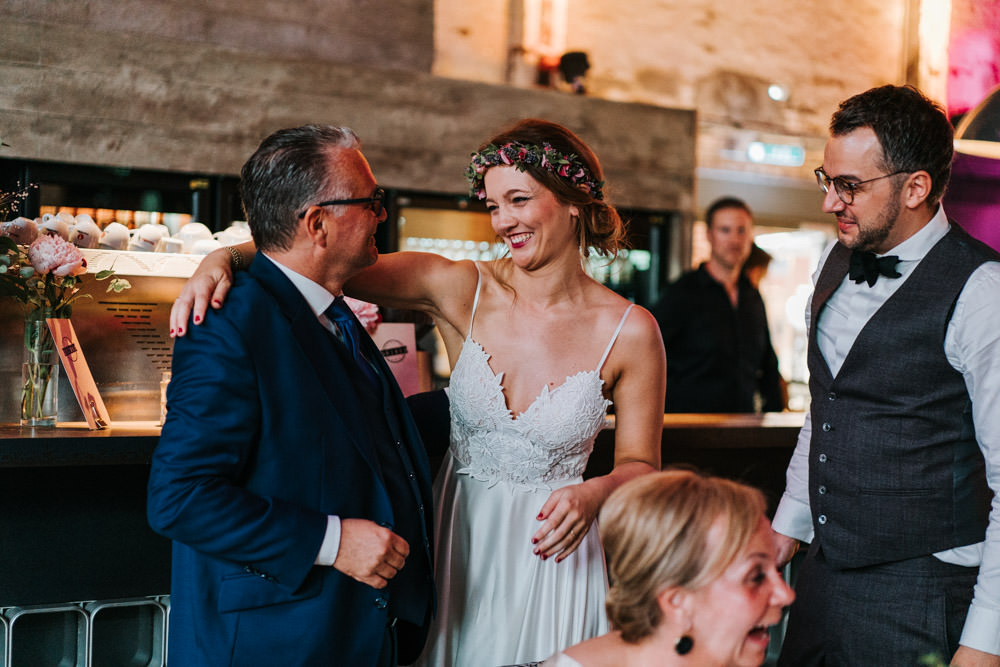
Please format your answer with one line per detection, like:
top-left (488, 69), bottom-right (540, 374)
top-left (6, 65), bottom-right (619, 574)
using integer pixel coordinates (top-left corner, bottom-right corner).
top-left (746, 141), bottom-right (805, 167)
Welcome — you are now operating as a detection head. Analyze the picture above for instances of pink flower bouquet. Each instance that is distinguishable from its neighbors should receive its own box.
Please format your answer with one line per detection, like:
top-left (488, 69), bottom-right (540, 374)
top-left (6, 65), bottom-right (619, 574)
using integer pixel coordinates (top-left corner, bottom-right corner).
top-left (0, 232), bottom-right (129, 319)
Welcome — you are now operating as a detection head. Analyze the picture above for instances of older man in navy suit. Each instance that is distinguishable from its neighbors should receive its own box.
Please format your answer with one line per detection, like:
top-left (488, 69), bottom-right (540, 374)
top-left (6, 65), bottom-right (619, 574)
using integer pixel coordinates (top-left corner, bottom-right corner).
top-left (148, 125), bottom-right (434, 666)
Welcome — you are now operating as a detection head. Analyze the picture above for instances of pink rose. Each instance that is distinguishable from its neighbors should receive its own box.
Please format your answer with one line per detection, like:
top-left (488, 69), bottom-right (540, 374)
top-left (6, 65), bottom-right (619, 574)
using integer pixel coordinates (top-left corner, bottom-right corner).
top-left (343, 296), bottom-right (381, 334)
top-left (27, 234), bottom-right (87, 277)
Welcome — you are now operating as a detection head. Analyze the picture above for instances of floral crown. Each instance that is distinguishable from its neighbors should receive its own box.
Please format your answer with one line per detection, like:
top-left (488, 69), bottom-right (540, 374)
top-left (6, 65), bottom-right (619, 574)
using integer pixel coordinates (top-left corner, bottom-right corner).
top-left (465, 141), bottom-right (605, 201)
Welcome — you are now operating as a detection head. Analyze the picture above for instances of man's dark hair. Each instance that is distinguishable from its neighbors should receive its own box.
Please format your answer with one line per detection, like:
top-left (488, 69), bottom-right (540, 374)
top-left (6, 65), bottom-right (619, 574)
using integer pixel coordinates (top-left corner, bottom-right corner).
top-left (240, 125), bottom-right (360, 251)
top-left (705, 196), bottom-right (752, 228)
top-left (830, 85), bottom-right (953, 207)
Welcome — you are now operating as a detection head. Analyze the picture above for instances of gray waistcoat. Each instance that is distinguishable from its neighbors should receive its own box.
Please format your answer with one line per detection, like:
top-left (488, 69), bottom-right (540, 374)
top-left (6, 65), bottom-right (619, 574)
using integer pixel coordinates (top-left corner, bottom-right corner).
top-left (807, 224), bottom-right (996, 569)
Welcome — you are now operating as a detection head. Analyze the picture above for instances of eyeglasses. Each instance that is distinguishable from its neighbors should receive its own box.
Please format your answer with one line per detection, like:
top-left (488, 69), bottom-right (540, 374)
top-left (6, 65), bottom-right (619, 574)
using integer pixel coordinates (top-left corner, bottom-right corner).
top-left (814, 167), bottom-right (909, 205)
top-left (298, 186), bottom-right (385, 218)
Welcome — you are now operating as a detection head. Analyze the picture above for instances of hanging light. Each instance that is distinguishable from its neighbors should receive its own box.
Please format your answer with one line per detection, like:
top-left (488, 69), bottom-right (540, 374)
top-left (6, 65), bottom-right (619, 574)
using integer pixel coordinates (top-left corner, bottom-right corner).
top-left (954, 84), bottom-right (1000, 159)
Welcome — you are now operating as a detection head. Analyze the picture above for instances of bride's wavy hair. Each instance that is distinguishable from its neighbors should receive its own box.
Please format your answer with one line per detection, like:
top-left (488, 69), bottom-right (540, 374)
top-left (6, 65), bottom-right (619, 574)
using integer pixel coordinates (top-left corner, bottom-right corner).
top-left (476, 118), bottom-right (628, 260)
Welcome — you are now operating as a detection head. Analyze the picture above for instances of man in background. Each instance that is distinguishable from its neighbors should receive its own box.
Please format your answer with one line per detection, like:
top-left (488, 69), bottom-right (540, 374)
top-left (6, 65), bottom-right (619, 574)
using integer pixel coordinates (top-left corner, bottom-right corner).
top-left (652, 196), bottom-right (783, 413)
top-left (148, 125), bottom-right (435, 666)
top-left (773, 85), bottom-right (1000, 666)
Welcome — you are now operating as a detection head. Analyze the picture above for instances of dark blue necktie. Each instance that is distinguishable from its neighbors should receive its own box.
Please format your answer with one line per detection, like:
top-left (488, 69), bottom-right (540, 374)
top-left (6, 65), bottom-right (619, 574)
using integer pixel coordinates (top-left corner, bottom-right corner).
top-left (325, 296), bottom-right (380, 388)
top-left (849, 250), bottom-right (901, 287)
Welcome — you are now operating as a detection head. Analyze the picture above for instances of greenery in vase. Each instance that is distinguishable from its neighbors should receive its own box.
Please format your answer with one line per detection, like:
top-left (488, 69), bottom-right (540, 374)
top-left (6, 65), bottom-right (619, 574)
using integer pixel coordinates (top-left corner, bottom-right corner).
top-left (1, 232), bottom-right (131, 423)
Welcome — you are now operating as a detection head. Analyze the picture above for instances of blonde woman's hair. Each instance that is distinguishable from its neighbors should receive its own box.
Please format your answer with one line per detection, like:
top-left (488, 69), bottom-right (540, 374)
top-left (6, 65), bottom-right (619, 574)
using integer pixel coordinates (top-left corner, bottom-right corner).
top-left (601, 469), bottom-right (766, 643)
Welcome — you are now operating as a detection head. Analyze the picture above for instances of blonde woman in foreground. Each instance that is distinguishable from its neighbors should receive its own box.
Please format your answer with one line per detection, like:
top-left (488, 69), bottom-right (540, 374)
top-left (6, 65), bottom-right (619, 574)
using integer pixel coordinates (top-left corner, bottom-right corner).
top-left (544, 469), bottom-right (794, 667)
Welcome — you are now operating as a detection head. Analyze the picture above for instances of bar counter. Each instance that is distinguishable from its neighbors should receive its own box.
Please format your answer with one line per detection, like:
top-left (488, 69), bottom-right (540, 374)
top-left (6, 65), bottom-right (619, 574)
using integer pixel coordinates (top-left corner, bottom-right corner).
top-left (0, 422), bottom-right (169, 608)
top-left (586, 411), bottom-right (804, 511)
top-left (1, 412), bottom-right (803, 608)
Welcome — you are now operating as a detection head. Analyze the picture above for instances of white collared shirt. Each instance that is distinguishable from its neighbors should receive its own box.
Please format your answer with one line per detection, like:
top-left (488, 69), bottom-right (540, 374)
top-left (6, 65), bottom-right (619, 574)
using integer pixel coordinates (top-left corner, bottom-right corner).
top-left (772, 206), bottom-right (1000, 654)
top-left (261, 254), bottom-right (343, 567)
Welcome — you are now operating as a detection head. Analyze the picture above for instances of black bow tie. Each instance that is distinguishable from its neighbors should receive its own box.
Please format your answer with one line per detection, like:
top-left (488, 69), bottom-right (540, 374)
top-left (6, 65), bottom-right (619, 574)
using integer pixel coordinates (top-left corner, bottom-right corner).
top-left (848, 250), bottom-right (902, 287)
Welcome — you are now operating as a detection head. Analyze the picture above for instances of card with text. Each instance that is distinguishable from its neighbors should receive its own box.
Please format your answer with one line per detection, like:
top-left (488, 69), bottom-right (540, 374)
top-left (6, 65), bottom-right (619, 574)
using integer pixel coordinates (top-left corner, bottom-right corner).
top-left (47, 318), bottom-right (111, 429)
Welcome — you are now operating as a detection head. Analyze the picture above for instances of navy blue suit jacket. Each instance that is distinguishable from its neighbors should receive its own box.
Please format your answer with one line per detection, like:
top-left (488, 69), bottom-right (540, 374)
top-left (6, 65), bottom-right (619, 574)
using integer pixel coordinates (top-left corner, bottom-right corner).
top-left (148, 256), bottom-right (434, 666)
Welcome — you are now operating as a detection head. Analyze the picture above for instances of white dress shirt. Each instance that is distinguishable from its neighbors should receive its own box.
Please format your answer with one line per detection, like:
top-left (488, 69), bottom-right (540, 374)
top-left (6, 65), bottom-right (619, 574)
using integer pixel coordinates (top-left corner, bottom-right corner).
top-left (263, 254), bottom-right (343, 567)
top-left (772, 207), bottom-right (1000, 654)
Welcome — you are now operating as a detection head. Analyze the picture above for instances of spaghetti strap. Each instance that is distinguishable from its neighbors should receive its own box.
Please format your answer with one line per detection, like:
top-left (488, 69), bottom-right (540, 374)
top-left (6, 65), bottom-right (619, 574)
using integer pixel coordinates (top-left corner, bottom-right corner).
top-left (466, 262), bottom-right (483, 339)
top-left (597, 304), bottom-right (634, 371)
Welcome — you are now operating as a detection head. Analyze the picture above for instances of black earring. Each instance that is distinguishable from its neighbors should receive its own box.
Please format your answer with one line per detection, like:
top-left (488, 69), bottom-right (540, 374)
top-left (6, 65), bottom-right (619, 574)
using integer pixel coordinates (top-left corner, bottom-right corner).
top-left (675, 635), bottom-right (694, 655)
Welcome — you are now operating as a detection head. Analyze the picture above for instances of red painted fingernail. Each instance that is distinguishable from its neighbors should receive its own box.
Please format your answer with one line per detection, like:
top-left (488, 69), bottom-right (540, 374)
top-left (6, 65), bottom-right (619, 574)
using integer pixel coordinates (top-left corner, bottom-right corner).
top-left (193, 315), bottom-right (201, 323)
top-left (178, 328), bottom-right (184, 335)
top-left (212, 300), bottom-right (221, 307)
top-left (537, 513), bottom-right (544, 519)
top-left (169, 329), bottom-right (174, 336)
top-left (531, 538), bottom-right (538, 544)
top-left (533, 548), bottom-right (539, 555)
top-left (541, 554), bottom-right (548, 561)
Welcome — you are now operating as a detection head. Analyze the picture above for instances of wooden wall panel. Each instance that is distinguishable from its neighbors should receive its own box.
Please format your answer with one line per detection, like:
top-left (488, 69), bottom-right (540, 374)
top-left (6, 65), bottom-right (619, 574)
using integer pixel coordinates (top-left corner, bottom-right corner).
top-left (0, 18), bottom-right (695, 211)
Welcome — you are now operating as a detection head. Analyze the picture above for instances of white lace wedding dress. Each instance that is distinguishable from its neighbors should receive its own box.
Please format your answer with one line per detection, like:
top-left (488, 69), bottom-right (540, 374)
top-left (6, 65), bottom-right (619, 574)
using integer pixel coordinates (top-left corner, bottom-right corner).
top-left (416, 270), bottom-right (632, 667)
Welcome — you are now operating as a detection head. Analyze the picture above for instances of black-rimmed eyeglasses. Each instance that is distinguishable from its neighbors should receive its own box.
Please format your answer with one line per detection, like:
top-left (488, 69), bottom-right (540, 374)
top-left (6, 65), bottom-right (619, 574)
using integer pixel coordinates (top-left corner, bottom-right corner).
top-left (814, 167), bottom-right (909, 205)
top-left (298, 186), bottom-right (386, 218)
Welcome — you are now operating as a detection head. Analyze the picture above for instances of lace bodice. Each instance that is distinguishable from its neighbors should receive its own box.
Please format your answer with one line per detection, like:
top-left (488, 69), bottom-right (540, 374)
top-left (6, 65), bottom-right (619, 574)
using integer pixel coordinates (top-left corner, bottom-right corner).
top-left (447, 267), bottom-right (633, 490)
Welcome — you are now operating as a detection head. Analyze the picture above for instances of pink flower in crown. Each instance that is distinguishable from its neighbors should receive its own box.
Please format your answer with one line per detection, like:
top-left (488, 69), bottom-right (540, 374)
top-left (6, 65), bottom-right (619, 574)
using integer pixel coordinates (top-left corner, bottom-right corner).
top-left (27, 234), bottom-right (87, 277)
top-left (574, 168), bottom-right (586, 180)
top-left (343, 296), bottom-right (381, 334)
top-left (558, 165), bottom-right (571, 177)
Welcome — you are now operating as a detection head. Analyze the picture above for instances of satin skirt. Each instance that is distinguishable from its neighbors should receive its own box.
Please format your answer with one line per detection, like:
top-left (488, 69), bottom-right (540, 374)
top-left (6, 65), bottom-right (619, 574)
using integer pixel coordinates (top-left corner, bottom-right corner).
top-left (414, 454), bottom-right (609, 667)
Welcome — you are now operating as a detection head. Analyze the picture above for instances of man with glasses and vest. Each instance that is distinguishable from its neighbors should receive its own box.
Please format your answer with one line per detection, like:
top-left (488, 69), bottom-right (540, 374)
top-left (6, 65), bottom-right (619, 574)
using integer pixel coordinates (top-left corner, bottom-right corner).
top-left (148, 125), bottom-right (435, 667)
top-left (772, 85), bottom-right (1000, 666)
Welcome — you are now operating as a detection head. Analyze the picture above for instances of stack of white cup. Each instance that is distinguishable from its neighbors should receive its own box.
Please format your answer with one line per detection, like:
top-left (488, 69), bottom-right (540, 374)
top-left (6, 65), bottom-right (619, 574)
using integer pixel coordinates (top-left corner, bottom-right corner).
top-left (3, 214), bottom-right (252, 255)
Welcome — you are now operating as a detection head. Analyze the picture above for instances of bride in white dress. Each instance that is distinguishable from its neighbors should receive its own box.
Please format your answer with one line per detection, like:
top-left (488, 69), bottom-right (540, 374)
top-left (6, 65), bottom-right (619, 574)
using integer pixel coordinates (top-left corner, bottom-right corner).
top-left (368, 120), bottom-right (664, 666)
top-left (170, 119), bottom-right (666, 666)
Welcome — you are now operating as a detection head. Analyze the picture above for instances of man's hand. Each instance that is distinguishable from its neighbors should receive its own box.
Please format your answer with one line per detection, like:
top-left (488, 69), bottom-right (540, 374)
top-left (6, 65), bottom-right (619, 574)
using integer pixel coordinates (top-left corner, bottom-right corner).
top-left (952, 645), bottom-right (1000, 667)
top-left (169, 246), bottom-right (234, 337)
top-left (333, 518), bottom-right (410, 589)
top-left (772, 530), bottom-right (801, 568)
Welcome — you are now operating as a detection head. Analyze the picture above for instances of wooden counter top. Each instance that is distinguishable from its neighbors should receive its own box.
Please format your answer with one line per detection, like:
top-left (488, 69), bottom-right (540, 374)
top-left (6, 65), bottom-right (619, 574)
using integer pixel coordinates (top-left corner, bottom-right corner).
top-left (1, 413), bottom-right (806, 469)
top-left (0, 421), bottom-right (161, 467)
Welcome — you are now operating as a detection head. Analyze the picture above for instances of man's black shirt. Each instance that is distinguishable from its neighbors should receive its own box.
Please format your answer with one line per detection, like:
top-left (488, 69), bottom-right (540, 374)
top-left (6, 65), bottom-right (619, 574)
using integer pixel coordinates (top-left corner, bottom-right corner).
top-left (651, 264), bottom-right (783, 413)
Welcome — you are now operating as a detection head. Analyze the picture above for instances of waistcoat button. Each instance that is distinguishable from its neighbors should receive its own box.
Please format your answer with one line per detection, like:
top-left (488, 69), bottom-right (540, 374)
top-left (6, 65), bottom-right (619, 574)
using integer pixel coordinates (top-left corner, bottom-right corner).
top-left (818, 514), bottom-right (827, 525)
top-left (818, 485), bottom-right (827, 494)
top-left (821, 422), bottom-right (832, 432)
top-left (818, 453), bottom-right (828, 463)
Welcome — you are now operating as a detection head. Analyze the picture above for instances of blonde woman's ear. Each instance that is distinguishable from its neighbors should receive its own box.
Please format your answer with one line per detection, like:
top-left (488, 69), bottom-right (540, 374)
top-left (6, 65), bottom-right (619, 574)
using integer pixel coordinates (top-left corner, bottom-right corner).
top-left (658, 587), bottom-right (690, 621)
top-left (658, 587), bottom-right (696, 656)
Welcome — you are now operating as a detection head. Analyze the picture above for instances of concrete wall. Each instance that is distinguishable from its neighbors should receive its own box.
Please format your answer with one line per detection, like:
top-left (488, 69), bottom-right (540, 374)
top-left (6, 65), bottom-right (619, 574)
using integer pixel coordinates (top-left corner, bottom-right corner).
top-left (434, 0), bottom-right (911, 137)
top-left (3, 0), bottom-right (435, 72)
top-left (0, 11), bottom-right (693, 212)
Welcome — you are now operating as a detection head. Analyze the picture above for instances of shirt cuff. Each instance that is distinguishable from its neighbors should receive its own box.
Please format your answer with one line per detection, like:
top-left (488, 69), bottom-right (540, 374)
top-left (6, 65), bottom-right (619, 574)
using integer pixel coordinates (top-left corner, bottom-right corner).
top-left (772, 494), bottom-right (815, 544)
top-left (314, 515), bottom-right (341, 566)
top-left (960, 600), bottom-right (1000, 656)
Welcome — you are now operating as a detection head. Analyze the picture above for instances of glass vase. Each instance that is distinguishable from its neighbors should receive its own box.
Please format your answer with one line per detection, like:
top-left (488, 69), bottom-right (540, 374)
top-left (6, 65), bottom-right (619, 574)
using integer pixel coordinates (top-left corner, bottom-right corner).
top-left (21, 312), bottom-right (59, 427)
